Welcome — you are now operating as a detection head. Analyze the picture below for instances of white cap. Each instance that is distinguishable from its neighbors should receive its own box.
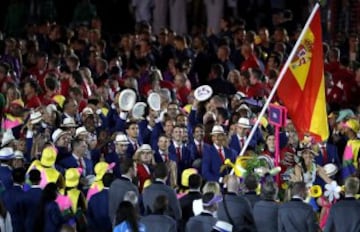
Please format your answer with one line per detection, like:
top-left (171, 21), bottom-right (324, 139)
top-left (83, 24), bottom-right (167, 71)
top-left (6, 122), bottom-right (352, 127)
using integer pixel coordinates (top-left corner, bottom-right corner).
top-left (137, 144), bottom-right (153, 153)
top-left (14, 150), bottom-right (24, 160)
top-left (61, 117), bottom-right (78, 128)
top-left (0, 147), bottom-right (14, 160)
top-left (237, 117), bottom-right (251, 128)
top-left (75, 126), bottom-right (89, 137)
top-left (29, 111), bottom-right (42, 124)
top-left (210, 125), bottom-right (225, 135)
top-left (52, 129), bottom-right (67, 142)
top-left (114, 133), bottom-right (130, 144)
top-left (1, 130), bottom-right (15, 147)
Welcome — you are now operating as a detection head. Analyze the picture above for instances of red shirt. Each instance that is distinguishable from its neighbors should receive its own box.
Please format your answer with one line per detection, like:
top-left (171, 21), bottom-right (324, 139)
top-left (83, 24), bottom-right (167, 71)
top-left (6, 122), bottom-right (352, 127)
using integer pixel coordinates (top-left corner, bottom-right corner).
top-left (176, 86), bottom-right (191, 105)
top-left (29, 67), bottom-right (48, 90)
top-left (136, 163), bottom-right (151, 192)
top-left (240, 55), bottom-right (259, 71)
top-left (247, 83), bottom-right (266, 98)
top-left (26, 95), bottom-right (42, 109)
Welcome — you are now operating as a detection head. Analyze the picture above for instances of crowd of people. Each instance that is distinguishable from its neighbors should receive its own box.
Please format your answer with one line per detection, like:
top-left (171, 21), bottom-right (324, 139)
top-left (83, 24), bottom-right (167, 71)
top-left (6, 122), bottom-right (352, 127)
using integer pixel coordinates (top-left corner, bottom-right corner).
top-left (0, 1), bottom-right (360, 232)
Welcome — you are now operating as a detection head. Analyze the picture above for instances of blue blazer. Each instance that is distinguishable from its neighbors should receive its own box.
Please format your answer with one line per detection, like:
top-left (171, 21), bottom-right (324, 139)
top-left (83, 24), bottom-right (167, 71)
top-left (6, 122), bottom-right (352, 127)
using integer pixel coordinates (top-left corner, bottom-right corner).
top-left (150, 122), bottom-right (164, 150)
top-left (201, 145), bottom-right (236, 181)
top-left (169, 142), bottom-right (194, 174)
top-left (58, 155), bottom-right (93, 176)
top-left (44, 201), bottom-right (64, 232)
top-left (229, 134), bottom-right (258, 155)
top-left (0, 165), bottom-right (13, 191)
top-left (87, 189), bottom-right (112, 232)
top-left (2, 185), bottom-right (27, 232)
top-left (187, 140), bottom-right (211, 160)
top-left (314, 143), bottom-right (341, 167)
top-left (25, 187), bottom-right (42, 232)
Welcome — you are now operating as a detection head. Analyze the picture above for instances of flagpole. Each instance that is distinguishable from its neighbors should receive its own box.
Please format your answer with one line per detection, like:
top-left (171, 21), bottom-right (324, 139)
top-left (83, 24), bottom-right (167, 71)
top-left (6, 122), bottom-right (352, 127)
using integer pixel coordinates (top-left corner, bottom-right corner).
top-left (235, 3), bottom-right (321, 162)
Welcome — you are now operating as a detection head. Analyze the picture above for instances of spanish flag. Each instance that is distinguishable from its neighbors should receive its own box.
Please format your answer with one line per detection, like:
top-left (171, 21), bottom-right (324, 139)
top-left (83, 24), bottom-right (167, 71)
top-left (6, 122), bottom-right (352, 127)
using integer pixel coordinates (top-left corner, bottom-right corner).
top-left (277, 4), bottom-right (329, 142)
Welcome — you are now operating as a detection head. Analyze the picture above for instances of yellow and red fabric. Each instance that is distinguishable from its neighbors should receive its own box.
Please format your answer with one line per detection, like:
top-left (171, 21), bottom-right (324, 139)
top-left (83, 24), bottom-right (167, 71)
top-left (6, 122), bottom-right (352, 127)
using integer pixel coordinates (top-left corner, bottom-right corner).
top-left (277, 8), bottom-right (329, 142)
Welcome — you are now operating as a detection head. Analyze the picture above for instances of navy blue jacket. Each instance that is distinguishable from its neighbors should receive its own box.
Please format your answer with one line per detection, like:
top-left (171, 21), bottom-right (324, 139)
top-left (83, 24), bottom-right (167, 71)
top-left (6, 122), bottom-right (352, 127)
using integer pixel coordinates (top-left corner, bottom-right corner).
top-left (44, 201), bottom-right (64, 232)
top-left (0, 165), bottom-right (13, 191)
top-left (58, 155), bottom-right (93, 176)
top-left (87, 189), bottom-right (112, 232)
top-left (24, 186), bottom-right (42, 232)
top-left (201, 145), bottom-right (236, 181)
top-left (2, 185), bottom-right (27, 232)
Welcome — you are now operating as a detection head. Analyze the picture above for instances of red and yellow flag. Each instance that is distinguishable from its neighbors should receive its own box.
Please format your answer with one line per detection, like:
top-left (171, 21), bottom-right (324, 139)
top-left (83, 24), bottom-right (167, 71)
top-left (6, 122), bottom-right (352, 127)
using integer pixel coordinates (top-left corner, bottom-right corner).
top-left (277, 6), bottom-right (329, 142)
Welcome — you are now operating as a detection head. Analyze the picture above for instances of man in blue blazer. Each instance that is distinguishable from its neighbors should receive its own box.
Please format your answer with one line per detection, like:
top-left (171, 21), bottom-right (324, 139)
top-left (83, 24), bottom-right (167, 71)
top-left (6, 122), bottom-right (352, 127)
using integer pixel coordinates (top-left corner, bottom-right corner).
top-left (24, 169), bottom-right (42, 232)
top-left (187, 125), bottom-right (211, 170)
top-left (315, 142), bottom-right (341, 167)
top-left (87, 173), bottom-right (114, 232)
top-left (154, 135), bottom-right (171, 163)
top-left (168, 125), bottom-right (194, 180)
top-left (2, 168), bottom-right (27, 232)
top-left (59, 138), bottom-right (93, 177)
top-left (0, 147), bottom-right (14, 191)
top-left (202, 125), bottom-right (236, 182)
top-left (125, 120), bottom-right (143, 158)
top-left (228, 117), bottom-right (259, 155)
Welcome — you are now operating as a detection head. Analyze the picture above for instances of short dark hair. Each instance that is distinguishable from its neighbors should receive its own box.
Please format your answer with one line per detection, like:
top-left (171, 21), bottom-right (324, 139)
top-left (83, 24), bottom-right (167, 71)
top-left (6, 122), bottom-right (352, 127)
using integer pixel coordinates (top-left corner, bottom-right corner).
top-left (154, 163), bottom-right (168, 179)
top-left (12, 168), bottom-right (26, 184)
top-left (188, 174), bottom-right (202, 189)
top-left (103, 173), bottom-right (114, 187)
top-left (120, 158), bottom-right (135, 175)
top-left (71, 70), bottom-right (83, 85)
top-left (71, 138), bottom-right (84, 150)
top-left (244, 174), bottom-right (258, 191)
top-left (211, 64), bottom-right (224, 78)
top-left (261, 180), bottom-right (278, 200)
top-left (125, 120), bottom-right (138, 130)
top-left (153, 195), bottom-right (168, 214)
top-left (29, 169), bottom-right (41, 184)
top-left (291, 182), bottom-right (307, 197)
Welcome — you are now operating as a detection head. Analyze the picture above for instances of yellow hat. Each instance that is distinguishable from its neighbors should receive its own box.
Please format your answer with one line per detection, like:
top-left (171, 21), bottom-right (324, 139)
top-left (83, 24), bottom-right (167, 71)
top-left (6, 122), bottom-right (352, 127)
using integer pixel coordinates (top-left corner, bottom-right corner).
top-left (181, 168), bottom-right (198, 187)
top-left (65, 168), bottom-right (82, 188)
top-left (52, 95), bottom-right (66, 108)
top-left (345, 119), bottom-right (360, 133)
top-left (94, 162), bottom-right (115, 181)
top-left (40, 146), bottom-right (58, 167)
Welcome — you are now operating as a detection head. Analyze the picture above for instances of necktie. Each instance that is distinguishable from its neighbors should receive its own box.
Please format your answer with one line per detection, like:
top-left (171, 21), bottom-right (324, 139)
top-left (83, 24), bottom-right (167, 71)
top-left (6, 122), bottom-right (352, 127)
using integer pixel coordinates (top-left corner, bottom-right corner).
top-left (321, 146), bottom-right (328, 164)
top-left (197, 143), bottom-right (202, 156)
top-left (218, 148), bottom-right (225, 163)
top-left (176, 147), bottom-right (181, 161)
top-left (240, 137), bottom-right (245, 148)
top-left (78, 159), bottom-right (83, 168)
top-left (134, 143), bottom-right (138, 151)
top-left (163, 153), bottom-right (169, 162)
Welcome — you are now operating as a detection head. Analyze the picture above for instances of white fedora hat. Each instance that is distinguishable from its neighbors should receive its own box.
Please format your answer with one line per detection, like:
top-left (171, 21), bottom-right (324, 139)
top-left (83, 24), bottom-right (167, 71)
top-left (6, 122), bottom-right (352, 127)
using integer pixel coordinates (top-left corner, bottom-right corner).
top-left (29, 111), bottom-right (42, 125)
top-left (147, 92), bottom-right (161, 111)
top-left (0, 147), bottom-right (14, 160)
top-left (119, 89), bottom-right (137, 111)
top-left (1, 130), bottom-right (15, 147)
top-left (132, 102), bottom-right (147, 119)
top-left (210, 125), bottom-right (225, 135)
top-left (114, 133), bottom-right (130, 144)
top-left (14, 150), bottom-right (24, 160)
top-left (75, 126), bottom-right (89, 137)
top-left (52, 128), bottom-right (68, 142)
top-left (237, 117), bottom-right (251, 128)
top-left (61, 117), bottom-right (78, 128)
top-left (137, 144), bottom-right (153, 153)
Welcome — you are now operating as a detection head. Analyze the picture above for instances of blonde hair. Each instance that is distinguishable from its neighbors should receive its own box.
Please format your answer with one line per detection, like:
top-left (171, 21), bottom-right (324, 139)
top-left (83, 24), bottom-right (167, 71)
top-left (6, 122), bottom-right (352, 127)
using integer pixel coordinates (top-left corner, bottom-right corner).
top-left (202, 181), bottom-right (221, 195)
